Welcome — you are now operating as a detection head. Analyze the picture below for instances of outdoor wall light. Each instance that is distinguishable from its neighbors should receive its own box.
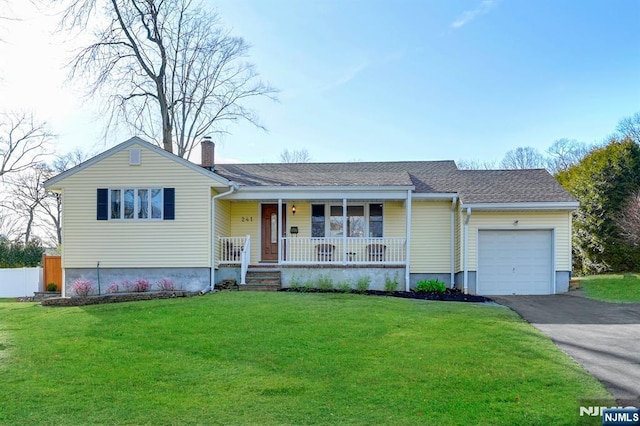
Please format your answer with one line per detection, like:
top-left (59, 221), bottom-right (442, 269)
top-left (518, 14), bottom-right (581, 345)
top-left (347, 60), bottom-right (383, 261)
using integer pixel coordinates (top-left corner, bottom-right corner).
top-left (292, 204), bottom-right (296, 215)
top-left (513, 220), bottom-right (519, 226)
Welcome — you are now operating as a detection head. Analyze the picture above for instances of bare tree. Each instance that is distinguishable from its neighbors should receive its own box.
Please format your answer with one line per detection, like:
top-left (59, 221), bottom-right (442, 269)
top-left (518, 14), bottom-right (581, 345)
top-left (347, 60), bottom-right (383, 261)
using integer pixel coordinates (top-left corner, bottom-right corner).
top-left (456, 159), bottom-right (498, 170)
top-left (60, 0), bottom-right (276, 157)
top-left (616, 112), bottom-right (640, 144)
top-left (40, 149), bottom-right (93, 245)
top-left (545, 138), bottom-right (591, 173)
top-left (280, 148), bottom-right (311, 163)
top-left (4, 164), bottom-right (50, 244)
top-left (500, 146), bottom-right (546, 169)
top-left (616, 191), bottom-right (640, 247)
top-left (0, 112), bottom-right (54, 178)
top-left (0, 205), bottom-right (22, 241)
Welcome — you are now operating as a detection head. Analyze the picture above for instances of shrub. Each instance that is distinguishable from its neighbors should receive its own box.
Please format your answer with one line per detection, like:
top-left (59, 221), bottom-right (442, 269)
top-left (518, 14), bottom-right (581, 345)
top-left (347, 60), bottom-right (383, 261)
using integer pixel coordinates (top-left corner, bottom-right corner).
top-left (302, 280), bottom-right (314, 292)
top-left (289, 275), bottom-right (303, 291)
top-left (415, 279), bottom-right (446, 293)
top-left (71, 279), bottom-right (93, 297)
top-left (46, 283), bottom-right (58, 292)
top-left (356, 276), bottom-right (371, 293)
top-left (317, 275), bottom-right (334, 291)
top-left (337, 282), bottom-right (351, 292)
top-left (384, 273), bottom-right (399, 292)
top-left (131, 278), bottom-right (151, 292)
top-left (156, 277), bottom-right (176, 291)
top-left (107, 283), bottom-right (120, 294)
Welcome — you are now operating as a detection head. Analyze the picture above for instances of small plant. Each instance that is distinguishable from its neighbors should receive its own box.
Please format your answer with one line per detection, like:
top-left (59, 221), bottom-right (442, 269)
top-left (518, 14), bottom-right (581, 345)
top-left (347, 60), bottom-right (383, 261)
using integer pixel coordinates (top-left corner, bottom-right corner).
top-left (289, 275), bottom-right (303, 291)
top-left (131, 278), bottom-right (151, 292)
top-left (156, 277), bottom-right (176, 291)
top-left (46, 283), bottom-right (58, 292)
top-left (384, 273), bottom-right (399, 293)
top-left (337, 282), bottom-right (351, 292)
top-left (71, 279), bottom-right (93, 297)
top-left (317, 274), bottom-right (334, 291)
top-left (416, 279), bottom-right (446, 293)
top-left (356, 275), bottom-right (371, 293)
top-left (107, 282), bottom-right (120, 294)
top-left (302, 280), bottom-right (314, 292)
top-left (121, 280), bottom-right (133, 292)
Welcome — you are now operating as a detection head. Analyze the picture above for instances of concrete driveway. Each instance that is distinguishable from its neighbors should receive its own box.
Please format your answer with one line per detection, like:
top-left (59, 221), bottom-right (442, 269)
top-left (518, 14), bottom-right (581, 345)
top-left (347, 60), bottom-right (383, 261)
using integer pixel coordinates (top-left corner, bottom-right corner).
top-left (490, 292), bottom-right (640, 406)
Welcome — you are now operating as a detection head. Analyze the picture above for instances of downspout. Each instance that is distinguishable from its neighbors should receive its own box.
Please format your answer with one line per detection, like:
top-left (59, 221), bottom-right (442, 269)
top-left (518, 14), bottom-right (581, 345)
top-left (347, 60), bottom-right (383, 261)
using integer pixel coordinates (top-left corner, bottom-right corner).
top-left (463, 207), bottom-right (471, 294)
top-left (209, 182), bottom-right (239, 293)
top-left (450, 196), bottom-right (458, 288)
top-left (405, 189), bottom-right (412, 292)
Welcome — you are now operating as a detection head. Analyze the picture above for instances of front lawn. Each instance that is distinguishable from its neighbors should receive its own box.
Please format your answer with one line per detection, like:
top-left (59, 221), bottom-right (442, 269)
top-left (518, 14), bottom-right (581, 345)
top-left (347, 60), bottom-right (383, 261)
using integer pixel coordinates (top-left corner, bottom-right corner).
top-left (0, 293), bottom-right (610, 425)
top-left (580, 273), bottom-right (640, 302)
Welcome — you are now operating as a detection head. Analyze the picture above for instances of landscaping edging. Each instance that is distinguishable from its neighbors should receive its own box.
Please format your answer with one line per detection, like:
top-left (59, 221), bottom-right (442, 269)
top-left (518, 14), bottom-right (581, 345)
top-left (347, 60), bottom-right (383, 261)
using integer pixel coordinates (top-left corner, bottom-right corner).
top-left (41, 291), bottom-right (196, 307)
top-left (278, 288), bottom-right (489, 303)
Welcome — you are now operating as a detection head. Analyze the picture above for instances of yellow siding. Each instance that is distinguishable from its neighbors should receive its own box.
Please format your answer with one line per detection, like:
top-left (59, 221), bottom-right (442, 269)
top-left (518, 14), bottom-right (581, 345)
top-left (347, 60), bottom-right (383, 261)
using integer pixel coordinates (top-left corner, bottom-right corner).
top-left (455, 207), bottom-right (462, 272)
top-left (214, 198), bottom-right (231, 266)
top-left (410, 201), bottom-right (452, 273)
top-left (384, 201), bottom-right (406, 237)
top-left (467, 211), bottom-right (572, 270)
top-left (60, 142), bottom-right (223, 268)
top-left (287, 202), bottom-right (311, 238)
top-left (230, 201), bottom-right (261, 262)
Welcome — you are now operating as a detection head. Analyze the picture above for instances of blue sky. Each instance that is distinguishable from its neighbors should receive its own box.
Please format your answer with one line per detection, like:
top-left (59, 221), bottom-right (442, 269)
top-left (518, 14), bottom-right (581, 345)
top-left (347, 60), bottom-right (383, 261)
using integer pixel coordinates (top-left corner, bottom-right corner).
top-left (0, 0), bottom-right (639, 164)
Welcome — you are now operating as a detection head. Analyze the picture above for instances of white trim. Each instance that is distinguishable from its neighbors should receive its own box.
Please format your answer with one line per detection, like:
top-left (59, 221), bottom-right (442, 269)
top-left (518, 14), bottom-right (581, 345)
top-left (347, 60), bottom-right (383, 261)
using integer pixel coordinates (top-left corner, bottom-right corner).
top-left (278, 200), bottom-right (283, 263)
top-left (405, 189), bottom-right (412, 291)
top-left (460, 202), bottom-right (579, 211)
top-left (450, 196), bottom-right (457, 287)
top-left (44, 137), bottom-right (231, 189)
top-left (463, 207), bottom-right (471, 294)
top-left (226, 188), bottom-right (413, 201)
top-left (412, 193), bottom-right (458, 200)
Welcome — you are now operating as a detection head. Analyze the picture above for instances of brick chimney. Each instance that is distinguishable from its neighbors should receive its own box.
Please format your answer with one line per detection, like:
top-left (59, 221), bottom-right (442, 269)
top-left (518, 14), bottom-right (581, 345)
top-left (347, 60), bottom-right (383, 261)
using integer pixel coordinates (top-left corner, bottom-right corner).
top-left (201, 136), bottom-right (215, 171)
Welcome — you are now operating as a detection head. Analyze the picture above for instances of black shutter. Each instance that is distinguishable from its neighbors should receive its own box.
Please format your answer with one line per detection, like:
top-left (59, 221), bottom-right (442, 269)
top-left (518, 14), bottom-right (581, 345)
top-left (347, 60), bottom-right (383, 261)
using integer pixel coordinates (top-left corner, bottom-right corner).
top-left (163, 188), bottom-right (175, 220)
top-left (97, 188), bottom-right (108, 220)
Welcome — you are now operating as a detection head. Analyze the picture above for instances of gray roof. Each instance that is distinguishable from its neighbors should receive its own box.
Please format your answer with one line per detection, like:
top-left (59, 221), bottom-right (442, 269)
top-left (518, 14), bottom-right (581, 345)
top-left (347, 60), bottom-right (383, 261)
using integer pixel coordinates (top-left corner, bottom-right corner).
top-left (214, 161), bottom-right (576, 204)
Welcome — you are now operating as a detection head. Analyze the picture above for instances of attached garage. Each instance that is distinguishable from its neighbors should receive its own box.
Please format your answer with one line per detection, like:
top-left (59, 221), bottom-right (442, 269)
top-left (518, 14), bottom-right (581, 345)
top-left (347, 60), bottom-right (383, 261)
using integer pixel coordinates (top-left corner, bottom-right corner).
top-left (477, 229), bottom-right (553, 295)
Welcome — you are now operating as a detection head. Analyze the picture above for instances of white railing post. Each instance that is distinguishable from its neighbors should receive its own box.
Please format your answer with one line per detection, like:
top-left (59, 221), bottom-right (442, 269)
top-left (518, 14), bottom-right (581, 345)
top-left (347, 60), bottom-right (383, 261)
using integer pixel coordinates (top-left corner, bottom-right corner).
top-left (240, 235), bottom-right (250, 285)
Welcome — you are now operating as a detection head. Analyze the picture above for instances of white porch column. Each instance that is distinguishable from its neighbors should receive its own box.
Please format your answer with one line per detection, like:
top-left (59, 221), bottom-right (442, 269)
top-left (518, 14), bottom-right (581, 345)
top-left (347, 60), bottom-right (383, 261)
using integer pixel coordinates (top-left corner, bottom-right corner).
top-left (278, 199), bottom-right (283, 263)
top-left (405, 190), bottom-right (412, 291)
top-left (342, 198), bottom-right (347, 265)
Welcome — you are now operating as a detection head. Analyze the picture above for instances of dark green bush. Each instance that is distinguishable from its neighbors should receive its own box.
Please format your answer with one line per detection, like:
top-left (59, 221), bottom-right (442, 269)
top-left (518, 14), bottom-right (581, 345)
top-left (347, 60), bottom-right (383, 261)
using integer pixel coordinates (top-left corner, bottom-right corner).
top-left (0, 238), bottom-right (45, 268)
top-left (415, 279), bottom-right (446, 293)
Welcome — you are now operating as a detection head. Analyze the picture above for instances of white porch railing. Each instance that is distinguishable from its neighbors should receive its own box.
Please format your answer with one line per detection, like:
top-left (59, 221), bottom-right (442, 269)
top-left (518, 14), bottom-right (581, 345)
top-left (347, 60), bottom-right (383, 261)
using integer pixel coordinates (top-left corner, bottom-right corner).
top-left (281, 237), bottom-right (406, 265)
top-left (219, 235), bottom-right (251, 284)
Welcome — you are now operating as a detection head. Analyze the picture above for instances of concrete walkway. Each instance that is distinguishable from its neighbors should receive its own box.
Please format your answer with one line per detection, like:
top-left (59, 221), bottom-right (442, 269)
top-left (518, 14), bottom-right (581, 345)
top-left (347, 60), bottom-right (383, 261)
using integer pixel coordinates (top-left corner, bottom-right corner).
top-left (490, 292), bottom-right (640, 406)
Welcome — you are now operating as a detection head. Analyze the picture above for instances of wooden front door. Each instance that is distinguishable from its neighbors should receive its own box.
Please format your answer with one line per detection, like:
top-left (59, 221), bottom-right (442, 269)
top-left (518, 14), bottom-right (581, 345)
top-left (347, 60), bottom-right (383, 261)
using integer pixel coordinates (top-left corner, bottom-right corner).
top-left (261, 204), bottom-right (285, 262)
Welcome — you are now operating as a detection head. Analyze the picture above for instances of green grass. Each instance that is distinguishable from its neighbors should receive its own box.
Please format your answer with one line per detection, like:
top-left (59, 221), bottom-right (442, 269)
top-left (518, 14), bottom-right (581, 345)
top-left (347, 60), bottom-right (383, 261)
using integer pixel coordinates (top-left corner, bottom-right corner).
top-left (580, 273), bottom-right (640, 302)
top-left (0, 293), bottom-right (611, 425)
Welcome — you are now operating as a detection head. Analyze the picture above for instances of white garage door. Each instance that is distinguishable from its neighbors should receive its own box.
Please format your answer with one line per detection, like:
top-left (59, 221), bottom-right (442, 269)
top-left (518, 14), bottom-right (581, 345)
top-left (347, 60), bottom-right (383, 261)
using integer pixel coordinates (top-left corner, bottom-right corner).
top-left (477, 230), bottom-right (553, 295)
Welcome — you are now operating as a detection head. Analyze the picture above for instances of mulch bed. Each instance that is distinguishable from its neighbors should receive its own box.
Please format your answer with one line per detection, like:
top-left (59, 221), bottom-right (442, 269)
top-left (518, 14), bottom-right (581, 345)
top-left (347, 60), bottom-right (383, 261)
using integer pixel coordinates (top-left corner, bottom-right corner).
top-left (40, 291), bottom-right (196, 307)
top-left (279, 287), bottom-right (488, 303)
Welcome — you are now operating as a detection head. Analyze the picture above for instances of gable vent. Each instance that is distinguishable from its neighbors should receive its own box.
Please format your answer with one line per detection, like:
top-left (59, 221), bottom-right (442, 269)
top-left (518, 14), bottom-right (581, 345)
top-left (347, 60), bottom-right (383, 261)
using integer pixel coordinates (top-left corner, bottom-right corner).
top-left (129, 149), bottom-right (141, 165)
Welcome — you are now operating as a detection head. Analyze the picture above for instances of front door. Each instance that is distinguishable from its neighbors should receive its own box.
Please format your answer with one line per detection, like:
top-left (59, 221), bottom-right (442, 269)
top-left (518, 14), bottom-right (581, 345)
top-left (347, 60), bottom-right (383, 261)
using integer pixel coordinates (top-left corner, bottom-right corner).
top-left (261, 204), bottom-right (285, 262)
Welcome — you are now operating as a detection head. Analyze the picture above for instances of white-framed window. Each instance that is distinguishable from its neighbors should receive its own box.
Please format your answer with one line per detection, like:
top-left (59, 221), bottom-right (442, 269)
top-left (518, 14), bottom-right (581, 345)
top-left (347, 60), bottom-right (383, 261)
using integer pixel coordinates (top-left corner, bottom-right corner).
top-left (109, 188), bottom-right (163, 220)
top-left (311, 203), bottom-right (383, 237)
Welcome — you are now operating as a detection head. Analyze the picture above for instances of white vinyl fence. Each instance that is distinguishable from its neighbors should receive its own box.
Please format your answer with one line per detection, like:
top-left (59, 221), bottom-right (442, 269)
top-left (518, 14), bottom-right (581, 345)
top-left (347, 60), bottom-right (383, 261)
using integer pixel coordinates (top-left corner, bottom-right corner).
top-left (0, 267), bottom-right (42, 297)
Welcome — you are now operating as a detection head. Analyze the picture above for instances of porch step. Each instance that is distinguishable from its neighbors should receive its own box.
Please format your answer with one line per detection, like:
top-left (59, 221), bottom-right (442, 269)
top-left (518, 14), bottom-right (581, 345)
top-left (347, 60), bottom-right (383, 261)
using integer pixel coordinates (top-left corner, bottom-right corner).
top-left (242, 269), bottom-right (282, 291)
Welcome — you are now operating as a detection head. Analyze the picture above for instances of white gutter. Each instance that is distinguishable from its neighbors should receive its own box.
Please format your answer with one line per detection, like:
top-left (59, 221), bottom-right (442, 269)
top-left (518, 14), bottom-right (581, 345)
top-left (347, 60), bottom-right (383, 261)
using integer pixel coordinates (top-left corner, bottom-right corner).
top-left (450, 195), bottom-right (458, 288)
top-left (460, 201), bottom-right (579, 211)
top-left (210, 182), bottom-right (239, 291)
top-left (463, 207), bottom-right (471, 294)
top-left (405, 189), bottom-right (412, 291)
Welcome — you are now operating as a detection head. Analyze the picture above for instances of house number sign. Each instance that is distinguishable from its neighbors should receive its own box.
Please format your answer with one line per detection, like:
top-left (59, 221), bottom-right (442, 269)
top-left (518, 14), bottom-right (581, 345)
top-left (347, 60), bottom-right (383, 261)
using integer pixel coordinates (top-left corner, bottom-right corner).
top-left (240, 216), bottom-right (253, 222)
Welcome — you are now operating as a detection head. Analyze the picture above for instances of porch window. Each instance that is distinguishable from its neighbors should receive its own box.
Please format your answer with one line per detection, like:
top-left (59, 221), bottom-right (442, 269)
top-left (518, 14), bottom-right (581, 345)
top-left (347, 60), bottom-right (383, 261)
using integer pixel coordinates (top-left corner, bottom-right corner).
top-left (330, 205), bottom-right (365, 237)
top-left (369, 204), bottom-right (383, 237)
top-left (311, 204), bottom-right (325, 237)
